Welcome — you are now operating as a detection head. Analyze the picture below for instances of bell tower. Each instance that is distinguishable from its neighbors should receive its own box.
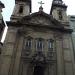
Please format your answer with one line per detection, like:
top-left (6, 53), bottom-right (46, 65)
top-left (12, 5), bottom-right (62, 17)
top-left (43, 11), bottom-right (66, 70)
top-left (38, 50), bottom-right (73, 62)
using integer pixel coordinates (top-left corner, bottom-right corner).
top-left (10, 0), bottom-right (31, 22)
top-left (50, 0), bottom-right (68, 24)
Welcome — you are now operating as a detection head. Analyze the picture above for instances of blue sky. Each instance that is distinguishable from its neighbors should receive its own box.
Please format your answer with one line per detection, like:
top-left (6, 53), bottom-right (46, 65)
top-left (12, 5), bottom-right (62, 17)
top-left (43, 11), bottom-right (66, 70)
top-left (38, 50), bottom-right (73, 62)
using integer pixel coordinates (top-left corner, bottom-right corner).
top-left (0, 0), bottom-right (75, 21)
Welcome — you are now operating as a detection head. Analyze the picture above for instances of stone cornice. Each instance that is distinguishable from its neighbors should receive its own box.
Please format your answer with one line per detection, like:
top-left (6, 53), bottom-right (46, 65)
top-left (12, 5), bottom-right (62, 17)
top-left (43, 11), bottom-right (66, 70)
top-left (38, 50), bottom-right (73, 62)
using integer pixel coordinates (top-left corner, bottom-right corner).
top-left (6, 22), bottom-right (73, 33)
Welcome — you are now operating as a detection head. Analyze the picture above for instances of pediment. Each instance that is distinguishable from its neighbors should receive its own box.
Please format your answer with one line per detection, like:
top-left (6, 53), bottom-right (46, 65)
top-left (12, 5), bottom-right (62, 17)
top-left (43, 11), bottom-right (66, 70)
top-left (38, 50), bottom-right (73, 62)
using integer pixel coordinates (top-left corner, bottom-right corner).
top-left (6, 11), bottom-right (72, 33)
top-left (29, 16), bottom-right (52, 25)
top-left (20, 11), bottom-right (55, 26)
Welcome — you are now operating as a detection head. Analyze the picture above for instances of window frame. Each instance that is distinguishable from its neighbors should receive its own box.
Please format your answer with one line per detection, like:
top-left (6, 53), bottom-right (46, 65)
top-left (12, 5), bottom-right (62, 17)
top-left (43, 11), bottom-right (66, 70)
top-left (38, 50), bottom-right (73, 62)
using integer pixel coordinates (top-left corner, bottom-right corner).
top-left (25, 38), bottom-right (32, 50)
top-left (58, 10), bottom-right (63, 20)
top-left (48, 39), bottom-right (54, 50)
top-left (19, 5), bottom-right (24, 14)
top-left (36, 38), bottom-right (44, 51)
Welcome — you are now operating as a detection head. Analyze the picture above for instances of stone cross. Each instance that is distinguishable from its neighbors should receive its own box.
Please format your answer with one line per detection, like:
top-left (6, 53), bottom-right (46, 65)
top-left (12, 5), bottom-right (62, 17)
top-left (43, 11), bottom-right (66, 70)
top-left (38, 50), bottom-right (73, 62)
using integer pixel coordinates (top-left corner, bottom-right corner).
top-left (38, 1), bottom-right (44, 7)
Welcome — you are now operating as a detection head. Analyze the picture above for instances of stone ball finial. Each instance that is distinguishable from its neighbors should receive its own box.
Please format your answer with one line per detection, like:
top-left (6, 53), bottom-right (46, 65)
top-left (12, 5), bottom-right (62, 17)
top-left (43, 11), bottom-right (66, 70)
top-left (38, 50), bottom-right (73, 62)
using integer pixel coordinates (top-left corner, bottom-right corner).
top-left (39, 6), bottom-right (43, 12)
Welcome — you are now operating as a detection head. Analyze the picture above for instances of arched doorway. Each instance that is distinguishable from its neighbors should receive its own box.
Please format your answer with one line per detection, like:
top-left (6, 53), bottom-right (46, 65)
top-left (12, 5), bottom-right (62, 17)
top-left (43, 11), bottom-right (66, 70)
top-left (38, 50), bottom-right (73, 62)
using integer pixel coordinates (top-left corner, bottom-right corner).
top-left (33, 65), bottom-right (44, 75)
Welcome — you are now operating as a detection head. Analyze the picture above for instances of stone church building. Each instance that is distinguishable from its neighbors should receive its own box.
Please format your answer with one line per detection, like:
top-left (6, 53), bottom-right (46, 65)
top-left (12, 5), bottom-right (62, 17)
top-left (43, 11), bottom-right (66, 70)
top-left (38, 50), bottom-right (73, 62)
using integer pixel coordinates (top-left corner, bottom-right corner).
top-left (0, 0), bottom-right (75, 75)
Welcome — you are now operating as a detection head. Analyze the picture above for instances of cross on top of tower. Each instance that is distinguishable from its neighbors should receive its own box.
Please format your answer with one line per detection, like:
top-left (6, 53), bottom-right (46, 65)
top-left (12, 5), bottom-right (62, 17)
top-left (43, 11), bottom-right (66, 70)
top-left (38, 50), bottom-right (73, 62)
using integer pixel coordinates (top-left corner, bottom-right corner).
top-left (38, 1), bottom-right (44, 7)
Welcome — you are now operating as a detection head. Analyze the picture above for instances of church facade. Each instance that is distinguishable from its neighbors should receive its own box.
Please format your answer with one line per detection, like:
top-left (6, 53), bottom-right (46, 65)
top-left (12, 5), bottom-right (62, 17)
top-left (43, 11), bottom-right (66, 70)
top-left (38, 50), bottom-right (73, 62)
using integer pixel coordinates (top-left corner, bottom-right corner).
top-left (0, 0), bottom-right (75, 75)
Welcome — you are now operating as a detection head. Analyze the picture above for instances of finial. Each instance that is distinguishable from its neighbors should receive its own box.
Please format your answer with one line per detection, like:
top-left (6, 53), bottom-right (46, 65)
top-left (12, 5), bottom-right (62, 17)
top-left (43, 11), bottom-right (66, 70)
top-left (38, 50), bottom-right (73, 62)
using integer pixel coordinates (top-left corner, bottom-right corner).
top-left (38, 1), bottom-right (44, 11)
top-left (39, 6), bottom-right (43, 11)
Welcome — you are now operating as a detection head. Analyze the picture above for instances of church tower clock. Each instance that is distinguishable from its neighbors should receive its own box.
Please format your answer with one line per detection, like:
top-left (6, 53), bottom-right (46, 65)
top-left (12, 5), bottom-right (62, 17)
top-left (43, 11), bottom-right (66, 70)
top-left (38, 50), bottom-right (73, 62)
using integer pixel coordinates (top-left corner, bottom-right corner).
top-left (10, 0), bottom-right (31, 22)
top-left (50, 0), bottom-right (68, 24)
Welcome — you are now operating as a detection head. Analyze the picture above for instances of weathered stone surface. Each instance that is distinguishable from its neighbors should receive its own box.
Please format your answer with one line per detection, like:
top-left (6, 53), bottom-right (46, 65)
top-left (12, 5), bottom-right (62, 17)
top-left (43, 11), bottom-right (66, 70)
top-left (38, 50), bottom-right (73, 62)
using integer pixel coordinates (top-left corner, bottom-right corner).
top-left (0, 0), bottom-right (75, 75)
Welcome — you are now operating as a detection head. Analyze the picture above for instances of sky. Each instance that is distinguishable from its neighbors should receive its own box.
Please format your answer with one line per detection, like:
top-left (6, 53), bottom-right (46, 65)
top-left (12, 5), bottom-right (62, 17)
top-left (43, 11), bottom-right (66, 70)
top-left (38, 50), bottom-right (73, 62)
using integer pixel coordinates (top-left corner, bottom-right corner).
top-left (0, 0), bottom-right (75, 21)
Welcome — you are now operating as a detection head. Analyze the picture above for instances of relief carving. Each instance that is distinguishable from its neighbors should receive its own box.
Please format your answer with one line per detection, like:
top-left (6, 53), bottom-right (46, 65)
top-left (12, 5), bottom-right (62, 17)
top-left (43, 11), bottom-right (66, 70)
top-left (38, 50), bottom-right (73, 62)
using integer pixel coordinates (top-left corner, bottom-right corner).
top-left (31, 51), bottom-right (46, 64)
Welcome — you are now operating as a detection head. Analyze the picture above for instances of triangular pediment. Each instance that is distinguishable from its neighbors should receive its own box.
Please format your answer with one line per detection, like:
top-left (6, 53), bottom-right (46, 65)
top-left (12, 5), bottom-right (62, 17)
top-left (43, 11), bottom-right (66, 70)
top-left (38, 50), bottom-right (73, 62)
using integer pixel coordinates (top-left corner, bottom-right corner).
top-left (28, 16), bottom-right (52, 25)
top-left (6, 11), bottom-right (72, 33)
top-left (19, 11), bottom-right (58, 26)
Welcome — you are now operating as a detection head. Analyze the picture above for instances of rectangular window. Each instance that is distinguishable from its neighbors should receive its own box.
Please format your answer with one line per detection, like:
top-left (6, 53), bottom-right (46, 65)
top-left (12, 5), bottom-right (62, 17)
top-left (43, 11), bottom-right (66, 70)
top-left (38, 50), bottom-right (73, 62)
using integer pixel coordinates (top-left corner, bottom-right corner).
top-left (19, 6), bottom-right (23, 14)
top-left (25, 39), bottom-right (32, 49)
top-left (48, 39), bottom-right (54, 50)
top-left (36, 39), bottom-right (43, 51)
top-left (58, 10), bottom-right (62, 20)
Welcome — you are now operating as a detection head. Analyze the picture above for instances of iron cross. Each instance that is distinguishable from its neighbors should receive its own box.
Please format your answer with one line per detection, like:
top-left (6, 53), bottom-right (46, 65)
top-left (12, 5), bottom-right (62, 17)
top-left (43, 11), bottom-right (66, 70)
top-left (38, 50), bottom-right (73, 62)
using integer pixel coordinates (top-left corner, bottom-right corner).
top-left (38, 1), bottom-right (44, 7)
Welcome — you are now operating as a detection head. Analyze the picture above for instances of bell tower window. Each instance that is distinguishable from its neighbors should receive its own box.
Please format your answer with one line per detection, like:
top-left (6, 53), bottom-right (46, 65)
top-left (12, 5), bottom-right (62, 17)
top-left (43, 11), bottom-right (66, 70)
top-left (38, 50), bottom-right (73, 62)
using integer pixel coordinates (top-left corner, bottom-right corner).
top-left (58, 10), bottom-right (63, 20)
top-left (19, 6), bottom-right (23, 14)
